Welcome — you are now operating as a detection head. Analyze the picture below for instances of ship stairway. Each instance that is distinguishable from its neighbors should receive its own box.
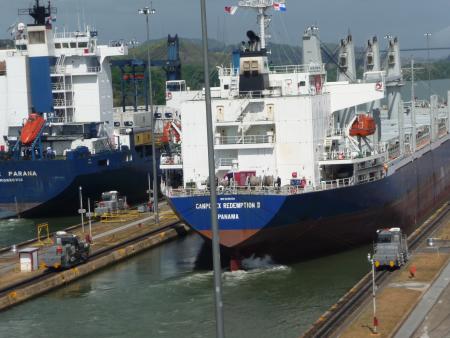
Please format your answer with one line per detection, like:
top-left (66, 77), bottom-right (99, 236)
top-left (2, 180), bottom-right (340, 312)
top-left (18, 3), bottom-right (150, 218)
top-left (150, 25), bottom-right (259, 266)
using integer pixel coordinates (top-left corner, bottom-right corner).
top-left (238, 111), bottom-right (258, 135)
top-left (236, 97), bottom-right (251, 122)
top-left (55, 54), bottom-right (66, 74)
top-left (230, 77), bottom-right (239, 94)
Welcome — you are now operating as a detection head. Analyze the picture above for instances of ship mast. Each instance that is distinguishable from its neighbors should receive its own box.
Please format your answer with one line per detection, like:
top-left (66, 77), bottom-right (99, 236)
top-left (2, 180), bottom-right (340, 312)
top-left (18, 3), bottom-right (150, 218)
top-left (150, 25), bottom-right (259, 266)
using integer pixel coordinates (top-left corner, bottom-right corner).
top-left (18, 0), bottom-right (57, 26)
top-left (238, 0), bottom-right (277, 50)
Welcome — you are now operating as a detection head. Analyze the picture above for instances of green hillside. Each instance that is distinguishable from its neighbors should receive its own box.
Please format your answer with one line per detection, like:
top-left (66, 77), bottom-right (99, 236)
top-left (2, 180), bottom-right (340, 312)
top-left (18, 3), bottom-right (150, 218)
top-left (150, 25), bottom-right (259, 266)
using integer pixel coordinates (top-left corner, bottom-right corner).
top-left (111, 38), bottom-right (450, 107)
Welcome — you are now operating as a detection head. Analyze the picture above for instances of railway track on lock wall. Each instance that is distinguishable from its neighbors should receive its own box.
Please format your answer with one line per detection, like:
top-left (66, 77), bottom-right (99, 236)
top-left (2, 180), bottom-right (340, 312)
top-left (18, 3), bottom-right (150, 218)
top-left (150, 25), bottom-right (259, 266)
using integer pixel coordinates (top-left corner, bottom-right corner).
top-left (302, 202), bottom-right (450, 338)
top-left (0, 220), bottom-right (183, 299)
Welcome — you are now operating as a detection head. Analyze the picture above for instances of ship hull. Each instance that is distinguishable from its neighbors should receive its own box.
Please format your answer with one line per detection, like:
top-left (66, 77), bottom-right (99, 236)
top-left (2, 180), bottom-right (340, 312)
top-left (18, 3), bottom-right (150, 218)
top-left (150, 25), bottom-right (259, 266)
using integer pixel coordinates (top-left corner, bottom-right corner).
top-left (0, 150), bottom-right (155, 218)
top-left (169, 138), bottom-right (450, 262)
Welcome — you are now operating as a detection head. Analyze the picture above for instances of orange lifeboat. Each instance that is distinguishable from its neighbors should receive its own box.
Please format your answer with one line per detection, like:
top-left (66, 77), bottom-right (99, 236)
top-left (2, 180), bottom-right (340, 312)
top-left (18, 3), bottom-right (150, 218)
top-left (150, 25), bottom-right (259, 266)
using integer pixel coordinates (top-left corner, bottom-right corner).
top-left (20, 113), bottom-right (45, 145)
top-left (160, 121), bottom-right (181, 144)
top-left (349, 114), bottom-right (376, 137)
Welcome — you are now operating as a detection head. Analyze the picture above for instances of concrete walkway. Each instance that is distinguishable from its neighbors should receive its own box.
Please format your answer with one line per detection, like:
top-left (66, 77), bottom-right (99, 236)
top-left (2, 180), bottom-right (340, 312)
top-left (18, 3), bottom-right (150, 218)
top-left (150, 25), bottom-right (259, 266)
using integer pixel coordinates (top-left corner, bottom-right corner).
top-left (395, 259), bottom-right (450, 338)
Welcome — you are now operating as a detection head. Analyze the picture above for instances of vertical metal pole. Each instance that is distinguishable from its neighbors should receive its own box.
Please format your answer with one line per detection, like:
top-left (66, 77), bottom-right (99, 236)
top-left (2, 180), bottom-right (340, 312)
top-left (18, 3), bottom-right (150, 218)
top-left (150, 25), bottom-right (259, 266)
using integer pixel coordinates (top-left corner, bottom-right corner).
top-left (372, 258), bottom-right (377, 334)
top-left (411, 59), bottom-right (416, 153)
top-left (148, 172), bottom-right (152, 210)
top-left (425, 33), bottom-right (432, 143)
top-left (398, 99), bottom-right (404, 156)
top-left (200, 1), bottom-right (225, 337)
top-left (88, 197), bottom-right (92, 240)
top-left (447, 91), bottom-right (450, 133)
top-left (79, 186), bottom-right (85, 233)
top-left (145, 8), bottom-right (159, 224)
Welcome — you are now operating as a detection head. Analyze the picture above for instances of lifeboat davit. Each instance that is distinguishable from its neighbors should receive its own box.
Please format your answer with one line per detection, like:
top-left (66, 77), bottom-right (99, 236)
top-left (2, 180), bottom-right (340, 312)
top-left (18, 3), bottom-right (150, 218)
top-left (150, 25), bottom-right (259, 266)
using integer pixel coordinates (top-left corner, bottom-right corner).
top-left (349, 114), bottom-right (376, 137)
top-left (20, 113), bottom-right (45, 145)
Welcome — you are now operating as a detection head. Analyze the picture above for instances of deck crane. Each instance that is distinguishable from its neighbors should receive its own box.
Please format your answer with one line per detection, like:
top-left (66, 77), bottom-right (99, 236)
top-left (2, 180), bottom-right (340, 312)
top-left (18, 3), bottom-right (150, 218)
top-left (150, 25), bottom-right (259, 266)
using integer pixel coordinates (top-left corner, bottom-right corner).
top-left (112, 34), bottom-right (181, 112)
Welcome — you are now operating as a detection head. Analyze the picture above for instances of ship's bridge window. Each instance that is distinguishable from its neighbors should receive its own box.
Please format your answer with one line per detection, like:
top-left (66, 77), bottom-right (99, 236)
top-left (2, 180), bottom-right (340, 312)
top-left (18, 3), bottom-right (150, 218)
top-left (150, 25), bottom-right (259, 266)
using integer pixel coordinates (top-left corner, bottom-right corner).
top-left (243, 61), bottom-right (250, 71)
top-left (298, 81), bottom-right (306, 87)
top-left (70, 42), bottom-right (77, 48)
top-left (62, 43), bottom-right (69, 48)
top-left (78, 42), bottom-right (88, 48)
top-left (55, 43), bottom-right (62, 49)
top-left (251, 61), bottom-right (259, 70)
top-left (29, 31), bottom-right (45, 44)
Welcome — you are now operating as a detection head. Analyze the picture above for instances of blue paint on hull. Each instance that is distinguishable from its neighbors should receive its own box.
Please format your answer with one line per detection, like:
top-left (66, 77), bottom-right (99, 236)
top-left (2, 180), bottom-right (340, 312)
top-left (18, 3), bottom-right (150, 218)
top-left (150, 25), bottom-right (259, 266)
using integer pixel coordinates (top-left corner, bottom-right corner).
top-left (0, 149), bottom-right (155, 218)
top-left (169, 139), bottom-right (450, 261)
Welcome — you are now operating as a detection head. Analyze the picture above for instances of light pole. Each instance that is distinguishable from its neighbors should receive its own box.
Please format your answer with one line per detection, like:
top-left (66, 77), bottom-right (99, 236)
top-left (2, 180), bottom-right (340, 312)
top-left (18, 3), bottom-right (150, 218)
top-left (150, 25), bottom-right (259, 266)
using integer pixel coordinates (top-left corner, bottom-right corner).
top-left (424, 33), bottom-right (433, 144)
top-left (139, 4), bottom-right (159, 224)
top-left (78, 186), bottom-right (85, 233)
top-left (368, 253), bottom-right (379, 335)
top-left (200, 1), bottom-right (225, 337)
top-left (424, 33), bottom-right (432, 96)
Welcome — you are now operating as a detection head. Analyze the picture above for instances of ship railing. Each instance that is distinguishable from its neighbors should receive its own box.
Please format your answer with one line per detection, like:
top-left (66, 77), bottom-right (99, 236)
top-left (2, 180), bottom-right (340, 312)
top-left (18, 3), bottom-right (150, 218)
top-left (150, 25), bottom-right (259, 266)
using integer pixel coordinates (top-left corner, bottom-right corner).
top-left (218, 67), bottom-right (239, 77)
top-left (319, 177), bottom-right (355, 190)
top-left (218, 64), bottom-right (325, 77)
top-left (51, 66), bottom-right (100, 74)
top-left (415, 129), bottom-right (431, 149)
top-left (169, 185), bottom-right (301, 197)
top-left (216, 158), bottom-right (236, 167)
top-left (387, 141), bottom-right (401, 160)
top-left (169, 179), bottom-right (356, 198)
top-left (54, 31), bottom-right (90, 39)
top-left (53, 99), bottom-right (73, 107)
top-left (215, 134), bottom-right (274, 145)
top-left (438, 121), bottom-right (448, 137)
top-left (160, 154), bottom-right (182, 165)
top-left (52, 83), bottom-right (73, 91)
top-left (269, 63), bottom-right (325, 74)
top-left (321, 149), bottom-right (356, 161)
top-left (325, 128), bottom-right (345, 137)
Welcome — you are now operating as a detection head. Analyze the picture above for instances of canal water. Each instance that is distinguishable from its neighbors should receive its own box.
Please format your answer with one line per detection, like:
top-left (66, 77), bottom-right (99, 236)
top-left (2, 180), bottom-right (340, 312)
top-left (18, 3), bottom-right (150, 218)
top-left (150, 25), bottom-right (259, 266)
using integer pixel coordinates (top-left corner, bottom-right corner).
top-left (0, 79), bottom-right (448, 337)
top-left (0, 231), bottom-right (370, 338)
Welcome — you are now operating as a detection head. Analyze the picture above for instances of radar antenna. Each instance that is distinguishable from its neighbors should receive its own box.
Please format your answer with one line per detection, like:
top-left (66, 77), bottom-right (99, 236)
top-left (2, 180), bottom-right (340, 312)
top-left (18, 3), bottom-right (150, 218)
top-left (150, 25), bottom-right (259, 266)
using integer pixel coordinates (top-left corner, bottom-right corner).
top-left (237, 0), bottom-right (285, 49)
top-left (18, 0), bottom-right (57, 26)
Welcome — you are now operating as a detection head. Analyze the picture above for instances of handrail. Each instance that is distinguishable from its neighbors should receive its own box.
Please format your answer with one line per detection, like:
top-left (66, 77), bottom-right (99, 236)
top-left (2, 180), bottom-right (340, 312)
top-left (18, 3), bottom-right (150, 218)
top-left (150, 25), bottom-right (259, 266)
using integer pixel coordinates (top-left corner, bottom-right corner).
top-left (170, 177), bottom-right (360, 198)
top-left (215, 134), bottom-right (274, 145)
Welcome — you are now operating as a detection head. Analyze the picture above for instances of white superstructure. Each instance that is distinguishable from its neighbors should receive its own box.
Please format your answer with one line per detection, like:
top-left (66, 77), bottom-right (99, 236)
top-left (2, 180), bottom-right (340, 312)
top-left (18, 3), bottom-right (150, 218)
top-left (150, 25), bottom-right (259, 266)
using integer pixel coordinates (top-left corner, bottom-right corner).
top-left (0, 17), bottom-right (127, 148)
top-left (169, 2), bottom-right (450, 197)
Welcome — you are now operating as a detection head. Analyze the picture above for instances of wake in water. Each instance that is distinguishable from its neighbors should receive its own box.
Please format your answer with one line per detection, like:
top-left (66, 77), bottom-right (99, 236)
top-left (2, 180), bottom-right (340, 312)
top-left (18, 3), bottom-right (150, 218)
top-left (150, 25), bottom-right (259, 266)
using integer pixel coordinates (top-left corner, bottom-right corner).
top-left (223, 255), bottom-right (291, 284)
top-left (171, 255), bottom-right (291, 287)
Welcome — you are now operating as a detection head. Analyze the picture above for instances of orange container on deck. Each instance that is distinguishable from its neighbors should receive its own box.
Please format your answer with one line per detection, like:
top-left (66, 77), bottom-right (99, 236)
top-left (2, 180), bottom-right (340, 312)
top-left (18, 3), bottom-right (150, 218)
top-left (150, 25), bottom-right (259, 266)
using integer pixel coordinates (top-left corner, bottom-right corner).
top-left (20, 113), bottom-right (45, 145)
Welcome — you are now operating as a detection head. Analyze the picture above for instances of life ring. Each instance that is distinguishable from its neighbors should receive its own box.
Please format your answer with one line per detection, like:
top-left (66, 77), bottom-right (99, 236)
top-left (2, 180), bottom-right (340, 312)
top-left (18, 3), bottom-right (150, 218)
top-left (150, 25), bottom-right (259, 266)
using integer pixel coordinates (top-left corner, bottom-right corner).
top-left (375, 82), bottom-right (383, 91)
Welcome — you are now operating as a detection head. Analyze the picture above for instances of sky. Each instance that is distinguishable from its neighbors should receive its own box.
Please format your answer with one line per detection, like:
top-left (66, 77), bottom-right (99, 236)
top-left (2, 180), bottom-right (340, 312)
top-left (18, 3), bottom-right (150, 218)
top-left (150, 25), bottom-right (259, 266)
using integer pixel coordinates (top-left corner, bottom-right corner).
top-left (1, 0), bottom-right (450, 58)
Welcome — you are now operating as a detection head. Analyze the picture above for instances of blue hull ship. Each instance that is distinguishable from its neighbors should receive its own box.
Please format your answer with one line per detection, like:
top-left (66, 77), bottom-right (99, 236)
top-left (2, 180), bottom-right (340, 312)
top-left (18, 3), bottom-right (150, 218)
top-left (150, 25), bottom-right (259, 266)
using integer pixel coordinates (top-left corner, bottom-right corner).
top-left (0, 148), bottom-right (153, 218)
top-left (169, 137), bottom-right (450, 262)
top-left (0, 1), bottom-right (157, 218)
